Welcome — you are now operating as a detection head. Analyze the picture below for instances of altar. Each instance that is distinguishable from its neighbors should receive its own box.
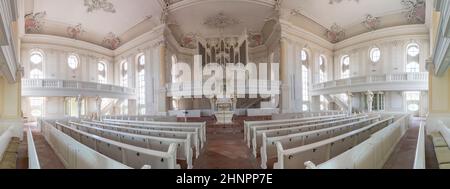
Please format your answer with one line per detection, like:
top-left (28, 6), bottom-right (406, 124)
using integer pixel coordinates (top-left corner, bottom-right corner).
top-left (214, 98), bottom-right (235, 124)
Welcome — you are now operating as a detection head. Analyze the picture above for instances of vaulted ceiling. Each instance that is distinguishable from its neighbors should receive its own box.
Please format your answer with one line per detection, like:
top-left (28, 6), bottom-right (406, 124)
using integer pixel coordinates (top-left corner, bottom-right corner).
top-left (22, 0), bottom-right (427, 49)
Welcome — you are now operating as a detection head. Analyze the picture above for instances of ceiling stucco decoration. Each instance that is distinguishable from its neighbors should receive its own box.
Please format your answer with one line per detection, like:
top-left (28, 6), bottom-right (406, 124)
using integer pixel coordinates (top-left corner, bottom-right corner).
top-left (84, 0), bottom-right (116, 13)
top-left (401, 0), bottom-right (426, 24)
top-left (325, 23), bottom-right (345, 43)
top-left (329, 0), bottom-right (360, 4)
top-left (24, 12), bottom-right (47, 33)
top-left (204, 12), bottom-right (240, 29)
top-left (67, 24), bottom-right (85, 39)
top-left (102, 32), bottom-right (121, 50)
top-left (362, 14), bottom-right (380, 31)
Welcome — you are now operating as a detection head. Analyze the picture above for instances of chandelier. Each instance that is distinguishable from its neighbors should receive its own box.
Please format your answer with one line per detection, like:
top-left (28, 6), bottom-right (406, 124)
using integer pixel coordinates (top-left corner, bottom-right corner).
top-left (329, 0), bottom-right (360, 4)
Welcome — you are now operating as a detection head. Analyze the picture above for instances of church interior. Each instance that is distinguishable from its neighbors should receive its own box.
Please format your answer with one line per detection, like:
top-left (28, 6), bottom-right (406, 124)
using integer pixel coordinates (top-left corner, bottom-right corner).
top-left (0, 0), bottom-right (450, 170)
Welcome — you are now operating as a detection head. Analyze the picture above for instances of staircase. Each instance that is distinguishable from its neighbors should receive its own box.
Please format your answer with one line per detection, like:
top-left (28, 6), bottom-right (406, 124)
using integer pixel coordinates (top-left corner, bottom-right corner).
top-left (0, 137), bottom-right (20, 169)
top-left (324, 94), bottom-right (348, 111)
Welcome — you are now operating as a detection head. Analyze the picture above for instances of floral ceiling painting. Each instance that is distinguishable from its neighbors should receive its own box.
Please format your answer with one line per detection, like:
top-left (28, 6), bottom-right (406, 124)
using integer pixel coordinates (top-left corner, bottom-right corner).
top-left (362, 14), bottom-right (381, 31)
top-left (248, 31), bottom-right (263, 47)
top-left (67, 24), bottom-right (85, 40)
top-left (325, 23), bottom-right (345, 43)
top-left (25, 12), bottom-right (47, 33)
top-left (102, 32), bottom-right (121, 50)
top-left (180, 33), bottom-right (198, 49)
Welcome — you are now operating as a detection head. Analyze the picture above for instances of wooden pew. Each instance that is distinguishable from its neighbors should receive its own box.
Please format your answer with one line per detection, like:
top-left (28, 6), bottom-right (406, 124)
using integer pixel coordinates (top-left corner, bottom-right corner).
top-left (244, 114), bottom-right (346, 147)
top-left (81, 120), bottom-right (200, 159)
top-left (246, 114), bottom-right (347, 148)
top-left (53, 122), bottom-right (179, 169)
top-left (260, 116), bottom-right (381, 169)
top-left (103, 119), bottom-right (206, 147)
top-left (100, 120), bottom-right (205, 149)
top-left (252, 115), bottom-right (369, 158)
top-left (68, 122), bottom-right (194, 169)
top-left (273, 117), bottom-right (394, 169)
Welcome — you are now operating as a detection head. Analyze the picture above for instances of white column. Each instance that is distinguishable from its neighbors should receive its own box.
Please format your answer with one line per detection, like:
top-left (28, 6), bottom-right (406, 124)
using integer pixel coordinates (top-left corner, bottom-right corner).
top-left (366, 91), bottom-right (374, 113)
top-left (96, 96), bottom-right (102, 121)
top-left (76, 95), bottom-right (83, 119)
top-left (347, 91), bottom-right (353, 115)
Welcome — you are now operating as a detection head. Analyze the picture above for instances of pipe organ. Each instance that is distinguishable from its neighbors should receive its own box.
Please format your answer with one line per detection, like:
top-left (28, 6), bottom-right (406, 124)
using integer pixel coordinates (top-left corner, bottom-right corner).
top-left (198, 32), bottom-right (248, 66)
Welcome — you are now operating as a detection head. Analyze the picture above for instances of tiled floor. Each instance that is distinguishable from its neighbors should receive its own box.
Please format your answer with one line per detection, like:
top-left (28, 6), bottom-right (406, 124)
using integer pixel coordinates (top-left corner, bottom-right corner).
top-left (190, 116), bottom-right (265, 169)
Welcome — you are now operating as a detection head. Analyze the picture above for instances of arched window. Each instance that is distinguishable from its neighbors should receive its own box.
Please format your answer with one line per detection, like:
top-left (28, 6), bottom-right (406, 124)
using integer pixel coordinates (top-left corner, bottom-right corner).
top-left (319, 55), bottom-right (327, 83)
top-left (29, 97), bottom-right (44, 117)
top-left (341, 55), bottom-right (350, 79)
top-left (406, 43), bottom-right (420, 73)
top-left (137, 55), bottom-right (146, 115)
top-left (30, 51), bottom-right (43, 65)
top-left (301, 49), bottom-right (310, 111)
top-left (171, 55), bottom-right (178, 83)
top-left (68, 54), bottom-right (79, 70)
top-left (120, 61), bottom-right (128, 87)
top-left (405, 91), bottom-right (420, 112)
top-left (30, 69), bottom-right (43, 79)
top-left (370, 47), bottom-right (381, 63)
top-left (98, 61), bottom-right (107, 84)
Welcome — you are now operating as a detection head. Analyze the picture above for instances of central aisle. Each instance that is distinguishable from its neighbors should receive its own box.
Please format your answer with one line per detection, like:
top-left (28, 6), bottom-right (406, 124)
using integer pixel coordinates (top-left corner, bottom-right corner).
top-left (189, 116), bottom-right (264, 169)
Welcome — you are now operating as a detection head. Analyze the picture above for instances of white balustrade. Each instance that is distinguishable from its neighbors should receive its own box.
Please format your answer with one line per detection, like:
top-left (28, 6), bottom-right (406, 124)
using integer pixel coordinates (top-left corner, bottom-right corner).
top-left (312, 72), bottom-right (428, 95)
top-left (22, 79), bottom-right (135, 97)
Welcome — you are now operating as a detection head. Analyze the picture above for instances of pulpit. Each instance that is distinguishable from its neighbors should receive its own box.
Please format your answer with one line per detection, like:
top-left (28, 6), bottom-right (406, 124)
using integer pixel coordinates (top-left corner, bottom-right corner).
top-left (214, 98), bottom-right (234, 124)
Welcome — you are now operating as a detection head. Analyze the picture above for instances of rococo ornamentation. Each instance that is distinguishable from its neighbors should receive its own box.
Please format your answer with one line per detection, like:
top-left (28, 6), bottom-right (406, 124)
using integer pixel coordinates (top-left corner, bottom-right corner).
top-left (67, 24), bottom-right (85, 39)
top-left (401, 0), bottom-right (426, 24)
top-left (102, 32), bottom-right (121, 50)
top-left (204, 12), bottom-right (240, 29)
top-left (24, 12), bottom-right (47, 33)
top-left (362, 14), bottom-right (381, 31)
top-left (325, 23), bottom-right (345, 43)
top-left (84, 0), bottom-right (116, 13)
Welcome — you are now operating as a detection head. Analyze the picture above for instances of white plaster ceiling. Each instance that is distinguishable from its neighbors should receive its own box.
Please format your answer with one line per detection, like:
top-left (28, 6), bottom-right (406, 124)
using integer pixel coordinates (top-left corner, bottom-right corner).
top-left (168, 1), bottom-right (274, 38)
top-left (283, 0), bottom-right (406, 29)
top-left (32, 0), bottom-right (162, 37)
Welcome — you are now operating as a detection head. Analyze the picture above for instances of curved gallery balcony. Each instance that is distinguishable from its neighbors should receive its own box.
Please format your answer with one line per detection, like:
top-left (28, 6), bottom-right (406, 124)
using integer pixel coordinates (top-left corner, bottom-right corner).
top-left (311, 72), bottom-right (429, 96)
top-left (22, 79), bottom-right (136, 99)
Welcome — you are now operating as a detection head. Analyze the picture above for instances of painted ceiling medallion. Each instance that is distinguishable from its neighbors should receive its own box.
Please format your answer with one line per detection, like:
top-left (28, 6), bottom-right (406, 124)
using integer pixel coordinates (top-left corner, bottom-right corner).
top-left (204, 12), bottom-right (240, 29)
top-left (329, 0), bottom-right (360, 4)
top-left (362, 14), bottom-right (381, 31)
top-left (84, 0), bottom-right (116, 13)
top-left (24, 12), bottom-right (46, 33)
top-left (401, 0), bottom-right (426, 24)
top-left (67, 24), bottom-right (85, 39)
top-left (102, 32), bottom-right (121, 50)
top-left (325, 23), bottom-right (345, 43)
